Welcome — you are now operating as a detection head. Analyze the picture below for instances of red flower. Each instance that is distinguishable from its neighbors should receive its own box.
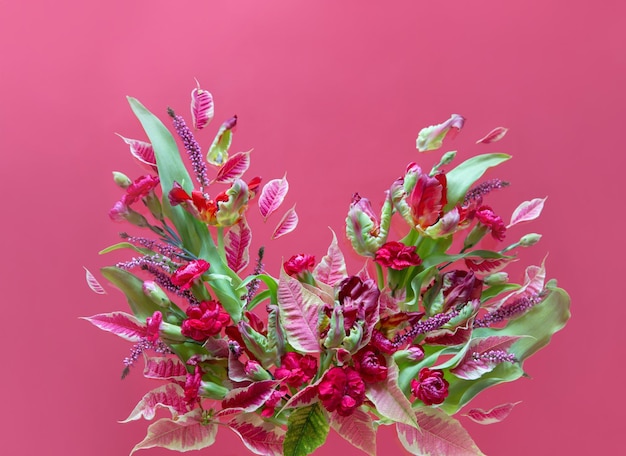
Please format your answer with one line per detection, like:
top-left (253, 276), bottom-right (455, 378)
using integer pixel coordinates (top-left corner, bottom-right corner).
top-left (408, 170), bottom-right (447, 230)
top-left (411, 368), bottom-right (449, 406)
top-left (354, 346), bottom-right (388, 383)
top-left (283, 254), bottom-right (316, 277)
top-left (171, 259), bottom-right (210, 290)
top-left (122, 174), bottom-right (160, 206)
top-left (145, 311), bottom-right (162, 343)
top-left (475, 205), bottom-right (506, 241)
top-left (261, 384), bottom-right (289, 418)
top-left (374, 241), bottom-right (422, 270)
top-left (181, 300), bottom-right (230, 341)
top-left (336, 276), bottom-right (380, 331)
top-left (275, 352), bottom-right (318, 388)
top-left (318, 366), bottom-right (365, 417)
top-left (184, 365), bottom-right (202, 405)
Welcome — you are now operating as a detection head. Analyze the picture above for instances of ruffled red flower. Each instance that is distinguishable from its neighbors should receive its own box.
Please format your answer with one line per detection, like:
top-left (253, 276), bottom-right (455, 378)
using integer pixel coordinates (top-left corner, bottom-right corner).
top-left (374, 241), bottom-right (422, 270)
top-left (184, 365), bottom-right (202, 405)
top-left (171, 259), bottom-right (210, 290)
top-left (411, 368), bottom-right (449, 406)
top-left (475, 205), bottom-right (506, 241)
top-left (122, 174), bottom-right (160, 206)
top-left (336, 276), bottom-right (380, 331)
top-left (181, 300), bottom-right (230, 341)
top-left (145, 311), bottom-right (162, 343)
top-left (283, 254), bottom-right (316, 277)
top-left (318, 366), bottom-right (365, 417)
top-left (354, 346), bottom-right (388, 383)
top-left (409, 170), bottom-right (447, 230)
top-left (275, 352), bottom-right (318, 388)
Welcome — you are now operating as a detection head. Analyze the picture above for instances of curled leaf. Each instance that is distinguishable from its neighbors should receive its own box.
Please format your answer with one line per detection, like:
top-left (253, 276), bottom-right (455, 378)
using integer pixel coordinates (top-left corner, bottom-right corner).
top-left (272, 205), bottom-right (298, 239)
top-left (450, 335), bottom-right (520, 380)
top-left (207, 116), bottom-right (237, 165)
top-left (508, 197), bottom-right (547, 228)
top-left (416, 114), bottom-right (465, 152)
top-left (116, 134), bottom-right (157, 172)
top-left (476, 127), bottom-right (508, 144)
top-left (214, 151), bottom-right (251, 184)
top-left (143, 356), bottom-right (188, 380)
top-left (191, 80), bottom-right (214, 130)
top-left (221, 380), bottom-right (278, 412)
top-left (259, 175), bottom-right (289, 220)
top-left (120, 383), bottom-right (189, 422)
top-left (84, 267), bottom-right (106, 294)
top-left (464, 402), bottom-right (521, 425)
top-left (81, 312), bottom-right (146, 342)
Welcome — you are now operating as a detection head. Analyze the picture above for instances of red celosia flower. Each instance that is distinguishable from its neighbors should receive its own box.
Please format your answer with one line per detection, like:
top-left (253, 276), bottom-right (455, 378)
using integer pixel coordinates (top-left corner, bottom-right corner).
top-left (409, 170), bottom-right (447, 230)
top-left (181, 300), bottom-right (230, 341)
top-left (353, 346), bottom-right (388, 383)
top-left (318, 366), bottom-right (365, 417)
top-left (122, 174), bottom-right (160, 206)
top-left (145, 311), bottom-right (162, 343)
top-left (184, 365), bottom-right (203, 405)
top-left (283, 254), bottom-right (316, 277)
top-left (275, 352), bottom-right (318, 388)
top-left (475, 205), bottom-right (506, 241)
top-left (411, 368), bottom-right (449, 406)
top-left (374, 241), bottom-right (422, 270)
top-left (171, 259), bottom-right (210, 290)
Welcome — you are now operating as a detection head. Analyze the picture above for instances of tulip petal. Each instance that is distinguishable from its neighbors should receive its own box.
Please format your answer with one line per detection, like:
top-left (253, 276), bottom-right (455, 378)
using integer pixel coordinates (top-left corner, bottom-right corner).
top-left (476, 127), bottom-right (508, 144)
top-left (416, 114), bottom-right (465, 152)
top-left (207, 116), bottom-right (237, 166)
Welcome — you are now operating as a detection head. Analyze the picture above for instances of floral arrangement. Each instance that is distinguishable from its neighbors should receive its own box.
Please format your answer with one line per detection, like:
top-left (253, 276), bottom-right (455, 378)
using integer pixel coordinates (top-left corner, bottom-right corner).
top-left (85, 84), bottom-right (570, 456)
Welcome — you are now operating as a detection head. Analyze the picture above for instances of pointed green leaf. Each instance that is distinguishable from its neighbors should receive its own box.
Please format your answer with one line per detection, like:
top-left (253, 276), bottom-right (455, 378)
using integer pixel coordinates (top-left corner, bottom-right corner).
top-left (101, 267), bottom-right (162, 321)
top-left (283, 403), bottom-right (329, 456)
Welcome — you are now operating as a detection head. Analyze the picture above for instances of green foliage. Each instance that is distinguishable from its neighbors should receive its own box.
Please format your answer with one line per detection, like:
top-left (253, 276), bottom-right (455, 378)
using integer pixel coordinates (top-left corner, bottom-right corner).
top-left (283, 403), bottom-right (329, 456)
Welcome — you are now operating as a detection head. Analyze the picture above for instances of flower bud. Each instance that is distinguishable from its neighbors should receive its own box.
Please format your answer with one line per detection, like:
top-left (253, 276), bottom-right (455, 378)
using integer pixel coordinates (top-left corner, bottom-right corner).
top-left (145, 192), bottom-right (163, 221)
top-left (142, 280), bottom-right (171, 307)
top-left (113, 171), bottom-right (132, 188)
top-left (484, 272), bottom-right (509, 286)
top-left (463, 224), bottom-right (489, 249)
top-left (244, 360), bottom-right (272, 381)
top-left (323, 306), bottom-right (346, 349)
top-left (519, 233), bottom-right (542, 247)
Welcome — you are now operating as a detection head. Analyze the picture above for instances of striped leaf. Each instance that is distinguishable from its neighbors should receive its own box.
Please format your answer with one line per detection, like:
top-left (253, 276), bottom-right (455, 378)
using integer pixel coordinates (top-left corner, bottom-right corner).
top-left (283, 403), bottom-right (329, 456)
top-left (476, 127), bottom-right (508, 144)
top-left (214, 151), bottom-right (251, 183)
top-left (464, 401), bottom-right (521, 425)
top-left (120, 383), bottom-right (189, 422)
top-left (228, 413), bottom-right (286, 456)
top-left (191, 80), bottom-right (214, 130)
top-left (259, 175), bottom-right (289, 220)
top-left (224, 216), bottom-right (252, 273)
top-left (272, 205), bottom-right (298, 239)
top-left (81, 312), bottom-right (145, 342)
top-left (84, 267), bottom-right (106, 294)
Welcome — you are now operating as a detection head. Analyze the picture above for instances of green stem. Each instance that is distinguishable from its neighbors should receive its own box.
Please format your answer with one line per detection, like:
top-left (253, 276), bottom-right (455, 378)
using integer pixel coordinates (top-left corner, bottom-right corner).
top-left (376, 263), bottom-right (385, 290)
top-left (216, 226), bottom-right (227, 263)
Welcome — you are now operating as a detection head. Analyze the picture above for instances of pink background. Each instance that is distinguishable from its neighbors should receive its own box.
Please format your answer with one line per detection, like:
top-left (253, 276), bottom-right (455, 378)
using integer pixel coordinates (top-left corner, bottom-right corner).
top-left (1, 0), bottom-right (624, 454)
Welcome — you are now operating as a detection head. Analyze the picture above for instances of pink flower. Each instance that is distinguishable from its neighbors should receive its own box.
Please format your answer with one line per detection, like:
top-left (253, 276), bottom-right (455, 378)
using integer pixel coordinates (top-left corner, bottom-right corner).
top-left (261, 384), bottom-right (289, 418)
top-left (475, 205), bottom-right (506, 241)
top-left (109, 200), bottom-right (130, 222)
top-left (275, 352), bottom-right (318, 388)
top-left (145, 311), bottom-right (162, 343)
top-left (336, 276), bottom-right (380, 331)
top-left (318, 366), bottom-right (365, 417)
top-left (184, 365), bottom-right (202, 405)
top-left (439, 270), bottom-right (483, 312)
top-left (181, 300), bottom-right (230, 341)
top-left (283, 254), bottom-right (316, 277)
top-left (171, 259), bottom-right (210, 290)
top-left (353, 346), bottom-right (388, 383)
top-left (374, 241), bottom-right (422, 270)
top-left (122, 174), bottom-right (160, 206)
top-left (408, 170), bottom-right (447, 230)
top-left (411, 368), bottom-right (449, 406)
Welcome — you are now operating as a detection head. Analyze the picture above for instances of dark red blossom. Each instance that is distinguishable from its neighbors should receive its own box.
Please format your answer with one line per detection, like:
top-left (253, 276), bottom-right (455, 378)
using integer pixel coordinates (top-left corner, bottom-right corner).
top-left (475, 205), bottom-right (506, 241)
top-left (184, 365), bottom-right (203, 405)
top-left (411, 368), bottom-right (449, 406)
top-left (181, 300), bottom-right (230, 341)
top-left (318, 366), bottom-right (365, 417)
top-left (171, 259), bottom-right (210, 290)
top-left (283, 254), bottom-right (316, 277)
top-left (275, 352), bottom-right (318, 388)
top-left (145, 311), bottom-right (162, 343)
top-left (261, 384), bottom-right (289, 418)
top-left (336, 276), bottom-right (380, 331)
top-left (409, 170), bottom-right (447, 230)
top-left (354, 346), bottom-right (388, 383)
top-left (122, 174), bottom-right (160, 206)
top-left (374, 241), bottom-right (422, 270)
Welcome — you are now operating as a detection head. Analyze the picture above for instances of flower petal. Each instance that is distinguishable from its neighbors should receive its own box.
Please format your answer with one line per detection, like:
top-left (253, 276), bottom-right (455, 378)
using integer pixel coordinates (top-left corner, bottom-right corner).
top-left (476, 127), bottom-right (508, 144)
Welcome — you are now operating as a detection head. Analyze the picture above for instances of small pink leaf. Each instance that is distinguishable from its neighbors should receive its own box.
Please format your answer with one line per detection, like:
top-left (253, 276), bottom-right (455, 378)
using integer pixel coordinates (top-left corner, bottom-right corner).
top-left (487, 261), bottom-right (546, 310)
top-left (272, 205), bottom-right (298, 239)
top-left (116, 134), bottom-right (157, 171)
top-left (476, 127), bottom-right (508, 144)
top-left (397, 407), bottom-right (485, 455)
top-left (84, 267), bottom-right (106, 294)
top-left (425, 326), bottom-right (472, 346)
top-left (221, 380), bottom-right (278, 413)
top-left (120, 383), bottom-right (189, 423)
top-left (143, 355), bottom-right (189, 380)
top-left (81, 312), bottom-right (146, 342)
top-left (191, 80), bottom-right (214, 130)
top-left (450, 336), bottom-right (520, 380)
top-left (130, 409), bottom-right (217, 455)
top-left (259, 175), bottom-right (289, 220)
top-left (465, 257), bottom-right (515, 275)
top-left (508, 197), bottom-right (547, 228)
top-left (330, 408), bottom-right (377, 456)
top-left (365, 358), bottom-right (418, 429)
top-left (224, 216), bottom-right (252, 273)
top-left (227, 350), bottom-right (249, 383)
top-left (313, 229), bottom-right (348, 287)
top-left (228, 412), bottom-right (286, 456)
top-left (277, 269), bottom-right (322, 353)
top-left (281, 382), bottom-right (320, 410)
top-left (464, 402), bottom-right (521, 425)
top-left (214, 151), bottom-right (251, 184)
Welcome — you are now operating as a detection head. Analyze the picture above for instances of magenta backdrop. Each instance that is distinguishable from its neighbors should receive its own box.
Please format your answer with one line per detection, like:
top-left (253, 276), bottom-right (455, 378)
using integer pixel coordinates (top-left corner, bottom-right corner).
top-left (1, 1), bottom-right (623, 454)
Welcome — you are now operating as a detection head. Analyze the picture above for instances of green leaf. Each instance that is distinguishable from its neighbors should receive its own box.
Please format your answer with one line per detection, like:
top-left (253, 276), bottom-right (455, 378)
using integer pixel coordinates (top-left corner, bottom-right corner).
top-left (99, 242), bottom-right (153, 256)
top-left (283, 403), bottom-right (329, 456)
top-left (480, 283), bottom-right (522, 303)
top-left (444, 153), bottom-right (511, 211)
top-left (101, 267), bottom-right (162, 321)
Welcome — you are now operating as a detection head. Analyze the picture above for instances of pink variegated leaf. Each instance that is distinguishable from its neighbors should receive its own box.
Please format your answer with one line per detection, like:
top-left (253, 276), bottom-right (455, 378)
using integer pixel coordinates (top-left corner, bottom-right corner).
top-left (203, 337), bottom-right (230, 358)
top-left (221, 380), bottom-right (278, 412)
top-left (450, 335), bottom-right (521, 380)
top-left (81, 312), bottom-right (146, 342)
top-left (365, 358), bottom-right (418, 429)
top-left (227, 350), bottom-right (249, 383)
top-left (425, 326), bottom-right (472, 346)
top-left (465, 256), bottom-right (515, 275)
top-left (313, 229), bottom-right (348, 287)
top-left (116, 134), bottom-right (157, 172)
top-left (464, 401), bottom-right (521, 425)
top-left (120, 383), bottom-right (189, 423)
top-left (143, 355), bottom-right (188, 380)
top-left (508, 197), bottom-right (547, 228)
top-left (330, 408), bottom-right (377, 456)
top-left (416, 114), bottom-right (465, 152)
top-left (207, 116), bottom-right (237, 166)
top-left (191, 80), bottom-right (214, 130)
top-left (228, 412), bottom-right (286, 456)
top-left (487, 261), bottom-right (546, 310)
top-left (397, 407), bottom-right (485, 456)
top-left (130, 409), bottom-right (217, 455)
top-left (281, 382), bottom-right (320, 411)
top-left (84, 267), bottom-right (106, 294)
top-left (476, 127), bottom-right (508, 144)
top-left (214, 151), bottom-right (251, 184)
top-left (224, 217), bottom-right (252, 273)
top-left (277, 269), bottom-right (322, 353)
top-left (259, 175), bottom-right (289, 220)
top-left (272, 205), bottom-right (298, 240)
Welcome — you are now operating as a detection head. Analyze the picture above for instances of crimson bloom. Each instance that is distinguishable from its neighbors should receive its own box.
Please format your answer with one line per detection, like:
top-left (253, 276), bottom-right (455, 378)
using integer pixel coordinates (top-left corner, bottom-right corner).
top-left (171, 259), bottom-right (210, 290)
top-left (408, 170), bottom-right (447, 230)
top-left (374, 241), bottom-right (422, 270)
top-left (353, 346), bottom-right (388, 383)
top-left (283, 254), bottom-right (316, 277)
top-left (475, 205), bottom-right (506, 241)
top-left (318, 366), bottom-right (365, 417)
top-left (184, 365), bottom-right (203, 405)
top-left (275, 352), bottom-right (318, 388)
top-left (181, 300), bottom-right (230, 341)
top-left (122, 174), bottom-right (160, 206)
top-left (411, 368), bottom-right (449, 406)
